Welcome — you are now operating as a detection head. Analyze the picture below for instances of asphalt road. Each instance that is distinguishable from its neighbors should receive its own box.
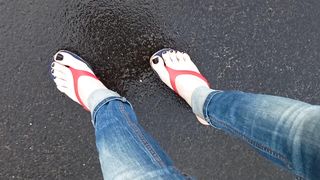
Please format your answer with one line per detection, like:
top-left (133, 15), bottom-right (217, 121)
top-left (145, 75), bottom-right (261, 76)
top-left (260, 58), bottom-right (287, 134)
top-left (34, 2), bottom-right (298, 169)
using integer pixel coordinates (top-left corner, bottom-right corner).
top-left (1, 0), bottom-right (320, 179)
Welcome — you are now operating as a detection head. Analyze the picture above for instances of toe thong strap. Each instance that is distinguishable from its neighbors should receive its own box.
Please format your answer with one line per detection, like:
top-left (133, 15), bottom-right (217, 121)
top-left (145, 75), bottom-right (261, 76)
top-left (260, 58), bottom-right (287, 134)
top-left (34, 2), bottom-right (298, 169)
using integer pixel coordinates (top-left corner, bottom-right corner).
top-left (165, 66), bottom-right (209, 93)
top-left (69, 67), bottom-right (98, 111)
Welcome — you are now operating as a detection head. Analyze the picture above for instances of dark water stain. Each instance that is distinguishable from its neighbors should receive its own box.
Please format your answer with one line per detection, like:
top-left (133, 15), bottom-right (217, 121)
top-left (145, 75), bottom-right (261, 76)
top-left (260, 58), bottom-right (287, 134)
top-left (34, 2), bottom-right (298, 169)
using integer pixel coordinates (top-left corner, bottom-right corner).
top-left (59, 0), bottom-right (175, 94)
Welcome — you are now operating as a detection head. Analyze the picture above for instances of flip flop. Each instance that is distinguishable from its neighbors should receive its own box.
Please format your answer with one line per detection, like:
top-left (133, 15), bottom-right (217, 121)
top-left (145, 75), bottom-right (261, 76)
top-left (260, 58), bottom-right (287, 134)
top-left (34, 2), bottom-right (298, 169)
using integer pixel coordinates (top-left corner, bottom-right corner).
top-left (150, 48), bottom-right (211, 125)
top-left (151, 48), bottom-right (210, 94)
top-left (51, 50), bottom-right (98, 111)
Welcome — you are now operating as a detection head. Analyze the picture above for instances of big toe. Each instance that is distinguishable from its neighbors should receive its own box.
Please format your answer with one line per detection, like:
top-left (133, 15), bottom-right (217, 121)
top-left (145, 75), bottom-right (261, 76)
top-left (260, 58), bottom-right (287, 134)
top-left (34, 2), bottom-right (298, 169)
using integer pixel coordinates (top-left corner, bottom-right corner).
top-left (54, 51), bottom-right (74, 66)
top-left (150, 56), bottom-right (172, 87)
top-left (150, 56), bottom-right (166, 75)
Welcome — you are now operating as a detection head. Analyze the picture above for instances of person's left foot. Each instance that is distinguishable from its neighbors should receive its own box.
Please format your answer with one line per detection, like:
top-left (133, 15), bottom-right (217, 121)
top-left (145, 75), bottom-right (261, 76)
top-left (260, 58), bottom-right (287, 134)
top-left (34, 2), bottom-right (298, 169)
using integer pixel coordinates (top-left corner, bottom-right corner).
top-left (51, 50), bottom-right (108, 111)
top-left (150, 49), bottom-right (210, 125)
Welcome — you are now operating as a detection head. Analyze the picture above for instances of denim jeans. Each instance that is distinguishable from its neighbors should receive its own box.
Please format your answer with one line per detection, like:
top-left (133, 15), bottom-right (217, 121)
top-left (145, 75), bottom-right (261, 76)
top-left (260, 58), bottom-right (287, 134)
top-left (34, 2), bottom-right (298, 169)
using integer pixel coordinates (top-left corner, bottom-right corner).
top-left (200, 90), bottom-right (320, 180)
top-left (90, 89), bottom-right (320, 180)
top-left (91, 97), bottom-right (187, 179)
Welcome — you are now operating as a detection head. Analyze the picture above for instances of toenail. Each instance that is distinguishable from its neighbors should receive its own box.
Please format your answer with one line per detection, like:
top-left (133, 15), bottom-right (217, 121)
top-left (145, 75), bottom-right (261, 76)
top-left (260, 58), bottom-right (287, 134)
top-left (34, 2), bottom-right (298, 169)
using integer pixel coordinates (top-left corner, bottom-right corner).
top-left (152, 58), bottom-right (159, 64)
top-left (51, 69), bottom-right (54, 74)
top-left (51, 63), bottom-right (55, 67)
top-left (56, 53), bottom-right (63, 61)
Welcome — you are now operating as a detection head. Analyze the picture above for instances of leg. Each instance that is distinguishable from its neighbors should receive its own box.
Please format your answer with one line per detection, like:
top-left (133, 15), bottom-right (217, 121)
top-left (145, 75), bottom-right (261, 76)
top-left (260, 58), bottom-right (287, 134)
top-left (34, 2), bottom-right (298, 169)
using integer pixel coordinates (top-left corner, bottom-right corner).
top-left (192, 88), bottom-right (320, 179)
top-left (92, 96), bottom-right (186, 179)
top-left (50, 51), bottom-right (187, 180)
top-left (150, 49), bottom-right (320, 179)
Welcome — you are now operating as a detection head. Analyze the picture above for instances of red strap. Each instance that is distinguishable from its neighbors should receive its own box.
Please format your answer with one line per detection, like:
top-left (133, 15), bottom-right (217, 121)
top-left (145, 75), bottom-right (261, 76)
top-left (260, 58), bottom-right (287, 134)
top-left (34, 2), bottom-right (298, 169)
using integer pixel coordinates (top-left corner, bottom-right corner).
top-left (165, 66), bottom-right (209, 94)
top-left (68, 67), bottom-right (98, 111)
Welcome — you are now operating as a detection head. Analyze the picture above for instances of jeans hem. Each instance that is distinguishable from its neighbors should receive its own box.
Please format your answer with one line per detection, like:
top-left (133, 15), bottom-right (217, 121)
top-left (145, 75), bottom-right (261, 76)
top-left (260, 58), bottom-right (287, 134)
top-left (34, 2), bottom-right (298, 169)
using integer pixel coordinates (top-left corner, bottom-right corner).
top-left (202, 91), bottom-right (224, 124)
top-left (87, 89), bottom-right (121, 111)
top-left (91, 96), bottom-right (132, 126)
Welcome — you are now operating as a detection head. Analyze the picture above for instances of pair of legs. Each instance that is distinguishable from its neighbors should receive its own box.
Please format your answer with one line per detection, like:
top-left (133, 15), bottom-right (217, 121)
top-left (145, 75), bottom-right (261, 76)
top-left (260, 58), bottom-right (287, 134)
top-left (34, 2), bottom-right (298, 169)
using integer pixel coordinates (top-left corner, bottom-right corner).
top-left (50, 49), bottom-right (320, 179)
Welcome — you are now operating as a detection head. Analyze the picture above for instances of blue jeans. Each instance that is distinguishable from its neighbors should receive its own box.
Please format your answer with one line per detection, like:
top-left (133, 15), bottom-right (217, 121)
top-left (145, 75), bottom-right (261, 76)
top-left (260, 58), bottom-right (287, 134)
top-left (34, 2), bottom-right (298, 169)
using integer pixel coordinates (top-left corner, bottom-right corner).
top-left (90, 89), bottom-right (320, 180)
top-left (91, 97), bottom-right (187, 179)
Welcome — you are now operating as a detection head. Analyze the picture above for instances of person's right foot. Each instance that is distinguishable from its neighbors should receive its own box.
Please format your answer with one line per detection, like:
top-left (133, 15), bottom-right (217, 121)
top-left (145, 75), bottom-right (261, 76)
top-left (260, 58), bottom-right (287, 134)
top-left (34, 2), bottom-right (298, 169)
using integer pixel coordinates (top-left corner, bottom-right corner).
top-left (150, 49), bottom-right (210, 125)
top-left (51, 50), bottom-right (108, 111)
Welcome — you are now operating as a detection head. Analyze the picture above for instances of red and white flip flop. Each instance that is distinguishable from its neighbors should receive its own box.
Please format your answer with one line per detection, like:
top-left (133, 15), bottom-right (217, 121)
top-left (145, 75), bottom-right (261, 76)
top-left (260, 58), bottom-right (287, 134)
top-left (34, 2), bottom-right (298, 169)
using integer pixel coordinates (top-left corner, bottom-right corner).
top-left (150, 48), bottom-right (210, 125)
top-left (51, 50), bottom-right (99, 111)
top-left (151, 48), bottom-right (210, 94)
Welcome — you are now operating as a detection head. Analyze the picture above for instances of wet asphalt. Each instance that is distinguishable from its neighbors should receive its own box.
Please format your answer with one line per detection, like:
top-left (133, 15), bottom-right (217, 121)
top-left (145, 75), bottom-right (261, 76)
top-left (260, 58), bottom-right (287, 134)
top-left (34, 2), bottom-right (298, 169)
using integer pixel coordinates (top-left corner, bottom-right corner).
top-left (1, 0), bottom-right (320, 179)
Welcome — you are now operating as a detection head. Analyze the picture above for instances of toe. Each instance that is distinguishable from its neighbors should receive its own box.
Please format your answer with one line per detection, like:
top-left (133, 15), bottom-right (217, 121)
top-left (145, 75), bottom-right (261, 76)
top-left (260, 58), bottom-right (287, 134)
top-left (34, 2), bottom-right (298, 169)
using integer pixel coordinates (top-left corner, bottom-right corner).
top-left (150, 56), bottom-right (165, 73)
top-left (182, 53), bottom-right (198, 70)
top-left (176, 51), bottom-right (185, 62)
top-left (150, 56), bottom-right (172, 88)
top-left (54, 78), bottom-right (67, 88)
top-left (162, 51), bottom-right (173, 66)
top-left (182, 53), bottom-right (191, 62)
top-left (54, 51), bottom-right (75, 66)
top-left (56, 85), bottom-right (68, 93)
top-left (51, 69), bottom-right (65, 80)
top-left (54, 51), bottom-right (89, 70)
top-left (169, 51), bottom-right (179, 63)
top-left (52, 62), bottom-right (69, 73)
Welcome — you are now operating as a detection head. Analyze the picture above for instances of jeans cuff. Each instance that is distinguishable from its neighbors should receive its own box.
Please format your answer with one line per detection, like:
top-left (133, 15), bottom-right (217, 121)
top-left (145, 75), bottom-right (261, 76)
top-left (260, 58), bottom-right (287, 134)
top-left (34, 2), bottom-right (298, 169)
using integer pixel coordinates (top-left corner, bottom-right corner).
top-left (191, 87), bottom-right (215, 119)
top-left (87, 89), bottom-right (121, 112)
top-left (91, 96), bottom-right (132, 126)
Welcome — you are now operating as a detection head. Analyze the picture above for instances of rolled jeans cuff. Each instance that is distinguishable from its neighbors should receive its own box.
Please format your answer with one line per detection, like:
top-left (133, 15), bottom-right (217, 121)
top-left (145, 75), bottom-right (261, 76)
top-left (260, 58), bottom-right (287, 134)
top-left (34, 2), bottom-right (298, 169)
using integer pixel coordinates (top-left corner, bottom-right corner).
top-left (87, 89), bottom-right (120, 113)
top-left (88, 89), bottom-right (121, 111)
top-left (90, 96), bottom-right (132, 126)
top-left (191, 86), bottom-right (221, 119)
